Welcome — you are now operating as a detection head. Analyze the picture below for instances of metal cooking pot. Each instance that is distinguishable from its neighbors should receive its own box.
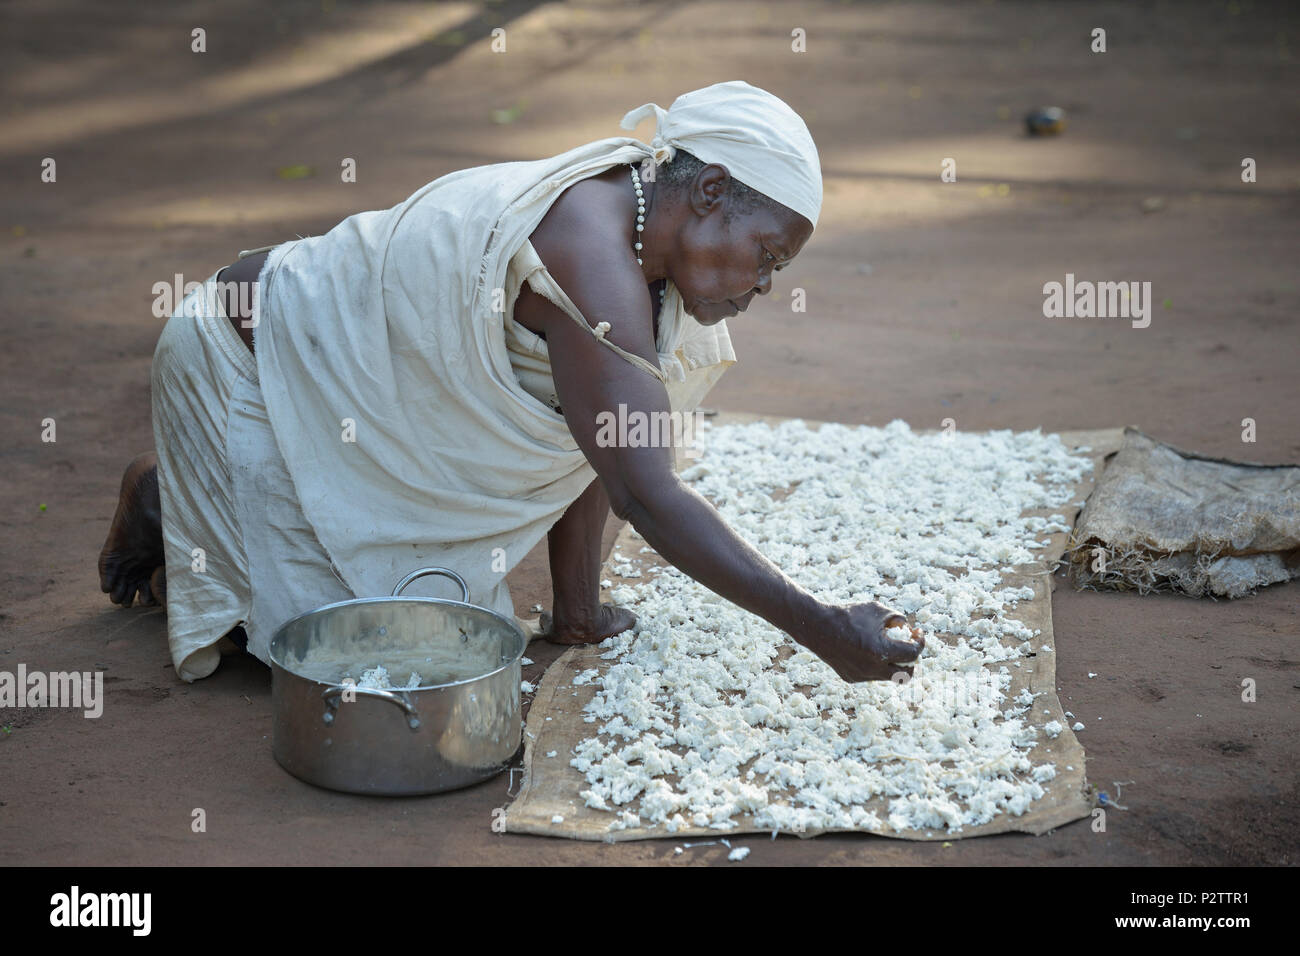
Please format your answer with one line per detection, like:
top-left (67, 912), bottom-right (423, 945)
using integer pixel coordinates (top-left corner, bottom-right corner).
top-left (269, 567), bottom-right (526, 795)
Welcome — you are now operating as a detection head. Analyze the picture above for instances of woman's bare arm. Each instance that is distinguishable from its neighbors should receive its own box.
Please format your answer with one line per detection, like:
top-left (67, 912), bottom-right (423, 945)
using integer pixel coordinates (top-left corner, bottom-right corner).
top-left (532, 248), bottom-right (922, 681)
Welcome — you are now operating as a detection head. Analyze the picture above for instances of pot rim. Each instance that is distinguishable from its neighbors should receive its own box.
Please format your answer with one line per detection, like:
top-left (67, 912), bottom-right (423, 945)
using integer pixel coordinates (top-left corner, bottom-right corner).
top-left (269, 594), bottom-right (527, 692)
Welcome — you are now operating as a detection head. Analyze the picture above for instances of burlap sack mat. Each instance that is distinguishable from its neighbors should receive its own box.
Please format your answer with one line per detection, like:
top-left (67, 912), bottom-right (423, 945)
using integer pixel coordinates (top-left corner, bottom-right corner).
top-left (1067, 427), bottom-right (1300, 598)
top-left (505, 421), bottom-right (1126, 842)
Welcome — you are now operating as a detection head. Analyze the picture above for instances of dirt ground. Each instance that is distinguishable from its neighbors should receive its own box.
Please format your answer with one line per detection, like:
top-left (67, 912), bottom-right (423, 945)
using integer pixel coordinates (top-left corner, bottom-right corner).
top-left (1, 0), bottom-right (1296, 866)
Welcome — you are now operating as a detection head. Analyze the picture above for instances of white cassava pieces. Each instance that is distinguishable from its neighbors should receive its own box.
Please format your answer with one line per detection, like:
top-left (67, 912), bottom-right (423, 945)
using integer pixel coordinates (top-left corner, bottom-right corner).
top-left (570, 419), bottom-right (1093, 835)
top-left (352, 665), bottom-right (421, 690)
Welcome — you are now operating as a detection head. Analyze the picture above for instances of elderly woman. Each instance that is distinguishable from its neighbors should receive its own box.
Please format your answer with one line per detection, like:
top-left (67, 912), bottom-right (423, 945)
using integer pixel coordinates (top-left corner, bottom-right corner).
top-left (99, 81), bottom-right (923, 683)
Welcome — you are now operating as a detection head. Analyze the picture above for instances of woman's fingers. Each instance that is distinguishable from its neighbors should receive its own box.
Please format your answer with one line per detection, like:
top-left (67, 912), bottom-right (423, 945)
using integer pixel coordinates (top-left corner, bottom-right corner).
top-left (881, 612), bottom-right (925, 662)
top-left (882, 612), bottom-right (907, 630)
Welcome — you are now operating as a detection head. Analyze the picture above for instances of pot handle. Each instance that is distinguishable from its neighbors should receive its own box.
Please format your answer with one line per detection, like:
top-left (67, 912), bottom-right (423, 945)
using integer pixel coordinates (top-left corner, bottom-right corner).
top-left (391, 567), bottom-right (471, 603)
top-left (322, 685), bottom-right (421, 731)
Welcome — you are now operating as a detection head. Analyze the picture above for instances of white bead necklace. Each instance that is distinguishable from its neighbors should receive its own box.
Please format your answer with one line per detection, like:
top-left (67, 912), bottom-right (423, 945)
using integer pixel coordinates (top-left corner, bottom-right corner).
top-left (630, 165), bottom-right (667, 310)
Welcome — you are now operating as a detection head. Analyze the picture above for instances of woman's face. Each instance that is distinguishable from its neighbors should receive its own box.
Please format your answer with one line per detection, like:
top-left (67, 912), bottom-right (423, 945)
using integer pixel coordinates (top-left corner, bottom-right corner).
top-left (670, 166), bottom-right (815, 326)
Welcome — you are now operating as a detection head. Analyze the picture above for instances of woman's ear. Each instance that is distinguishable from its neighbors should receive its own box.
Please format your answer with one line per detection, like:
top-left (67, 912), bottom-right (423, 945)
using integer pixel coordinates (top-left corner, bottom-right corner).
top-left (691, 163), bottom-right (732, 217)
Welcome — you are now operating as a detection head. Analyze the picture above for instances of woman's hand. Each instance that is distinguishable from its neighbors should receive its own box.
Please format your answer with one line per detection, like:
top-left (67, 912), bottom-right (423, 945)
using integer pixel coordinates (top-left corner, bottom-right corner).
top-left (538, 603), bottom-right (637, 645)
top-left (797, 602), bottom-right (926, 683)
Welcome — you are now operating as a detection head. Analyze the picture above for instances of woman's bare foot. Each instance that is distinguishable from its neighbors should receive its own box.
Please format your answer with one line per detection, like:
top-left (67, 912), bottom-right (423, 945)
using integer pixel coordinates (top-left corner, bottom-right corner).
top-left (538, 603), bottom-right (637, 645)
top-left (98, 452), bottom-right (166, 608)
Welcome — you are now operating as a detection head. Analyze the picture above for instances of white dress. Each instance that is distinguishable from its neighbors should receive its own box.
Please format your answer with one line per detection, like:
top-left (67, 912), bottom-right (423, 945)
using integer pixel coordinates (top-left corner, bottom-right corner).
top-left (152, 138), bottom-right (734, 681)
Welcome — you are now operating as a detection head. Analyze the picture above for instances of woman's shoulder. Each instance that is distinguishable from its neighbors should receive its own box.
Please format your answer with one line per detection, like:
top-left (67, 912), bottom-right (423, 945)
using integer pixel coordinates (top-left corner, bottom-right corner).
top-left (526, 167), bottom-right (653, 331)
top-left (530, 168), bottom-right (631, 268)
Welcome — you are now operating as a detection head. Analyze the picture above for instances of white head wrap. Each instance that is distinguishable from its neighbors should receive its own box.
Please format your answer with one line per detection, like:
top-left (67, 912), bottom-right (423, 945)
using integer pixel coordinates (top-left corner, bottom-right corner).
top-left (619, 80), bottom-right (823, 228)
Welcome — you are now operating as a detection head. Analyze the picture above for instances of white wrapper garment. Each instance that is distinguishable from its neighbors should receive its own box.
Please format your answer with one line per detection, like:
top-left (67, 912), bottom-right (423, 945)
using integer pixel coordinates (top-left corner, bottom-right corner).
top-left (153, 139), bottom-right (735, 680)
top-left (152, 79), bottom-right (823, 680)
top-left (151, 274), bottom-right (357, 681)
top-left (253, 134), bottom-right (738, 623)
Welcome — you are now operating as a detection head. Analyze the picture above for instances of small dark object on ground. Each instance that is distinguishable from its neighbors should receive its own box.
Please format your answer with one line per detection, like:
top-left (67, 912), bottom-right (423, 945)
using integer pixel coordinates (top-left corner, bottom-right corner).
top-left (1026, 106), bottom-right (1066, 136)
